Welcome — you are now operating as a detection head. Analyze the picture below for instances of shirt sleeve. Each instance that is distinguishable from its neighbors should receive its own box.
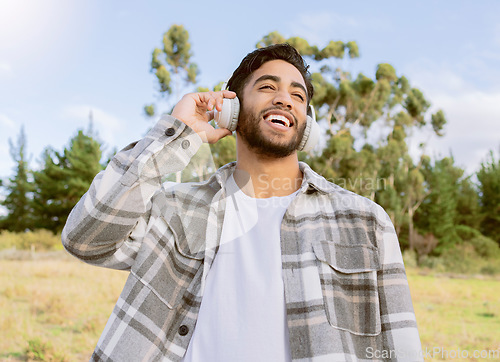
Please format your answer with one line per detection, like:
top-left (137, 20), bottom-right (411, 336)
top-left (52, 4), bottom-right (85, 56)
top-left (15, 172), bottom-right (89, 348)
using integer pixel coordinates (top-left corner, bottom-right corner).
top-left (61, 115), bottom-right (203, 270)
top-left (376, 206), bottom-right (423, 361)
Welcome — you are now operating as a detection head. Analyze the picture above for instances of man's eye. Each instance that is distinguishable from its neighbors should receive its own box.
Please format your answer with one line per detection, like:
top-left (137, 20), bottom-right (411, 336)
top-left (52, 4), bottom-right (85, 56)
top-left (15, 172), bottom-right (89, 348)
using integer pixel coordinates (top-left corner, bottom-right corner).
top-left (293, 93), bottom-right (305, 101)
top-left (259, 85), bottom-right (274, 90)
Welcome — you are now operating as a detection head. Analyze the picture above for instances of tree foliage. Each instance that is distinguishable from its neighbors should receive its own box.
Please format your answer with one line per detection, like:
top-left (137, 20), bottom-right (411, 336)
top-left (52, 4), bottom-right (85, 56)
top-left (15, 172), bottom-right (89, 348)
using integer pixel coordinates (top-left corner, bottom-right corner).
top-left (1, 27), bottom-right (497, 265)
top-left (414, 157), bottom-right (463, 253)
top-left (31, 129), bottom-right (103, 232)
top-left (149, 28), bottom-right (495, 260)
top-left (477, 150), bottom-right (500, 243)
top-left (1, 126), bottom-right (33, 231)
top-left (145, 24), bottom-right (199, 117)
top-left (252, 31), bottom-right (496, 259)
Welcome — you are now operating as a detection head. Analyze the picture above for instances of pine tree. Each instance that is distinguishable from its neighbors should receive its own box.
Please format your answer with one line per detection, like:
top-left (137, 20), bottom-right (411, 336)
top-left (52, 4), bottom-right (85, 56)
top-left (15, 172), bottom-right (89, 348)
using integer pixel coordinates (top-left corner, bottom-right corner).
top-left (415, 157), bottom-right (463, 253)
top-left (455, 176), bottom-right (482, 230)
top-left (477, 150), bottom-right (500, 244)
top-left (32, 129), bottom-right (103, 232)
top-left (1, 126), bottom-right (33, 231)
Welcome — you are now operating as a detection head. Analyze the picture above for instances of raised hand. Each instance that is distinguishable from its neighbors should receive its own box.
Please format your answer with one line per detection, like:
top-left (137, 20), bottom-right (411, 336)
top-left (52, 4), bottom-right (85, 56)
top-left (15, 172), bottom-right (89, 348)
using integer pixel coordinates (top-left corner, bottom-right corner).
top-left (171, 90), bottom-right (236, 143)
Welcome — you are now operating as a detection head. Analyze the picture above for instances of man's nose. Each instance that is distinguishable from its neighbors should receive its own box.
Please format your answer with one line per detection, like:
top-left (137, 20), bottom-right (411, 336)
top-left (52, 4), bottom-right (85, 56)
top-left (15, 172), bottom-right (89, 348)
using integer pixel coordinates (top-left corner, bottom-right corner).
top-left (272, 91), bottom-right (293, 109)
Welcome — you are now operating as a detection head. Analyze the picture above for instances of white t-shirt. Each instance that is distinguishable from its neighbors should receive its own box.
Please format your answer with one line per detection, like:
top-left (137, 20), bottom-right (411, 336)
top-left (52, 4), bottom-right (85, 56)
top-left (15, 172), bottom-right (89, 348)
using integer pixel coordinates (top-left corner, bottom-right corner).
top-left (182, 175), bottom-right (297, 362)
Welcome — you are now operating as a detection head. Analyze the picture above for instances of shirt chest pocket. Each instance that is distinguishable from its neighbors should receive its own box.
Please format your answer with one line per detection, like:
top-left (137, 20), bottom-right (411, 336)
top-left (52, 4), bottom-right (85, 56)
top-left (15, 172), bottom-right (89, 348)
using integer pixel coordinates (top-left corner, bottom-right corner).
top-left (312, 239), bottom-right (381, 336)
top-left (132, 215), bottom-right (205, 310)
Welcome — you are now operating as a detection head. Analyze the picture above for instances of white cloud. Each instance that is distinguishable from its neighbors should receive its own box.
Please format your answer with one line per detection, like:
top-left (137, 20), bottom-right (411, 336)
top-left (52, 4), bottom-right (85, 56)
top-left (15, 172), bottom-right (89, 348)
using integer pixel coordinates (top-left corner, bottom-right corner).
top-left (290, 11), bottom-right (359, 45)
top-left (0, 114), bottom-right (16, 128)
top-left (405, 59), bottom-right (470, 96)
top-left (61, 105), bottom-right (123, 146)
top-left (404, 62), bottom-right (500, 174)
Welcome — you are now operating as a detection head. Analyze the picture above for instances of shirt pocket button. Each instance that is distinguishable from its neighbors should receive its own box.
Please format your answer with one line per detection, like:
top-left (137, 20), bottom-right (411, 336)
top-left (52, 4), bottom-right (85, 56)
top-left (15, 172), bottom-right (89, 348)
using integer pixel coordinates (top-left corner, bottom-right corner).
top-left (165, 127), bottom-right (175, 136)
top-left (178, 325), bottom-right (189, 336)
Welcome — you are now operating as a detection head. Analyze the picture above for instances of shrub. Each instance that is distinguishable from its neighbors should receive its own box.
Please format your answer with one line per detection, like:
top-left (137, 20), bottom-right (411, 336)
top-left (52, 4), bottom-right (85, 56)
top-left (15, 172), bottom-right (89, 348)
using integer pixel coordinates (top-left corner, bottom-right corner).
top-left (455, 225), bottom-right (500, 259)
top-left (0, 230), bottom-right (17, 249)
top-left (417, 255), bottom-right (446, 272)
top-left (441, 243), bottom-right (479, 274)
top-left (480, 263), bottom-right (500, 275)
top-left (412, 231), bottom-right (438, 263)
top-left (468, 235), bottom-right (500, 259)
top-left (25, 337), bottom-right (69, 361)
top-left (0, 230), bottom-right (62, 251)
top-left (455, 224), bottom-right (482, 240)
top-left (402, 249), bottom-right (418, 268)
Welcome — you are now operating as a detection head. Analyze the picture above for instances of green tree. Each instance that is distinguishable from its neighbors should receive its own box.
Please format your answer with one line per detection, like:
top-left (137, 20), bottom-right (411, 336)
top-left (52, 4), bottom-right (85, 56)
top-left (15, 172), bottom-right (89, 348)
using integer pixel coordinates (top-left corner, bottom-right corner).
top-left (477, 150), bottom-right (500, 244)
top-left (32, 129), bottom-right (103, 232)
top-left (415, 157), bottom-right (463, 254)
top-left (455, 176), bottom-right (482, 230)
top-left (209, 135), bottom-right (237, 169)
top-left (0, 126), bottom-right (33, 231)
top-left (32, 148), bottom-right (68, 231)
top-left (147, 28), bottom-right (462, 254)
top-left (145, 24), bottom-right (199, 117)
top-left (257, 32), bottom-right (446, 243)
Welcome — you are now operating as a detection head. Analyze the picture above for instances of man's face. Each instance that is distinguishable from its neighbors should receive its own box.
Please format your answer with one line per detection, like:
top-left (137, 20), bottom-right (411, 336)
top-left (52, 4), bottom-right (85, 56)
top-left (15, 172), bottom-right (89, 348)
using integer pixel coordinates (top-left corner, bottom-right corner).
top-left (237, 60), bottom-right (308, 158)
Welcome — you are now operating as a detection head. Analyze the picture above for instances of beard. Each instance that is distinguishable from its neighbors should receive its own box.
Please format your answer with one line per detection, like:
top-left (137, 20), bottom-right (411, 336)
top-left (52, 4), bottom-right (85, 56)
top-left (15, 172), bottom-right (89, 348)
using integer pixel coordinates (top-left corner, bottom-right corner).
top-left (236, 105), bottom-right (306, 158)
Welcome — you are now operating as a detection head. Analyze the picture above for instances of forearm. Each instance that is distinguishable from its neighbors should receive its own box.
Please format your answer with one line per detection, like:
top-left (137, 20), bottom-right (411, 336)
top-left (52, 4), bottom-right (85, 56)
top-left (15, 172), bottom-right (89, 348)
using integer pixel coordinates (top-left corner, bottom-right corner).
top-left (376, 207), bottom-right (423, 361)
top-left (61, 115), bottom-right (202, 269)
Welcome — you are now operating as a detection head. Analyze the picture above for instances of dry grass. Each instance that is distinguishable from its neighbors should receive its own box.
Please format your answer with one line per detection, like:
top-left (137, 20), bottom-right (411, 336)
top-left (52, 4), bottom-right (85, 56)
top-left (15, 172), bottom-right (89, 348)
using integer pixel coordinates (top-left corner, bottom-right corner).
top-left (0, 254), bottom-right (127, 361)
top-left (408, 268), bottom-right (500, 361)
top-left (1, 255), bottom-right (499, 361)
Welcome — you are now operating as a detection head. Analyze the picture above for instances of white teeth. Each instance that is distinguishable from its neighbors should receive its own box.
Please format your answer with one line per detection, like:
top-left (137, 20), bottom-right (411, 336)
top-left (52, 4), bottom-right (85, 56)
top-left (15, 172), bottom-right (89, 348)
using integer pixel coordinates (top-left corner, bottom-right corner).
top-left (264, 114), bottom-right (290, 127)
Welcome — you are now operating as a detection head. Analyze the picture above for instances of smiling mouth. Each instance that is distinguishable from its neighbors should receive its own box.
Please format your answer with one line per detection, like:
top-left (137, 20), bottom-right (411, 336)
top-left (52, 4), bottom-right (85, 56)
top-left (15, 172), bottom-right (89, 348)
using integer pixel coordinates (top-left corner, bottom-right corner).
top-left (264, 114), bottom-right (293, 128)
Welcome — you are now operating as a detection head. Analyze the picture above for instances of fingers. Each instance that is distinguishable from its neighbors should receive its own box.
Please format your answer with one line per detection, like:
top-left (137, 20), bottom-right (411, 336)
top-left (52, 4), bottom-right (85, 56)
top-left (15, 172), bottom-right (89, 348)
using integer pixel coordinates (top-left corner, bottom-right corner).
top-left (206, 96), bottom-right (216, 112)
top-left (171, 90), bottom-right (236, 143)
top-left (221, 89), bottom-right (237, 98)
top-left (206, 110), bottom-right (215, 121)
top-left (198, 90), bottom-right (236, 112)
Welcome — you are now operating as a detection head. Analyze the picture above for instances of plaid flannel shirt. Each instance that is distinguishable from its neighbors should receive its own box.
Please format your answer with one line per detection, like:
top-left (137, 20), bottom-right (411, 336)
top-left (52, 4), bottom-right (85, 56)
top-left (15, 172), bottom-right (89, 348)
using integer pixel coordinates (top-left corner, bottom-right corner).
top-left (62, 115), bottom-right (422, 361)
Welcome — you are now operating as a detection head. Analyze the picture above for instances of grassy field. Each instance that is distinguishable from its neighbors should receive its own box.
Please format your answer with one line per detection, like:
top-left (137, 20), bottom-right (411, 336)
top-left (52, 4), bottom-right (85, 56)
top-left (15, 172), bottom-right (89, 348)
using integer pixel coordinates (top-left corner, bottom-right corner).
top-left (1, 254), bottom-right (499, 361)
top-left (0, 255), bottom-right (127, 361)
top-left (410, 271), bottom-right (500, 361)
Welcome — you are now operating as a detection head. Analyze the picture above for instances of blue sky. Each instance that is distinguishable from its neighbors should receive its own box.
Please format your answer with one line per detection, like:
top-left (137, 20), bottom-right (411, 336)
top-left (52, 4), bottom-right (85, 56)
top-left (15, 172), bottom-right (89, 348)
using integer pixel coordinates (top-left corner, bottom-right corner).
top-left (1, 0), bottom-right (499, 182)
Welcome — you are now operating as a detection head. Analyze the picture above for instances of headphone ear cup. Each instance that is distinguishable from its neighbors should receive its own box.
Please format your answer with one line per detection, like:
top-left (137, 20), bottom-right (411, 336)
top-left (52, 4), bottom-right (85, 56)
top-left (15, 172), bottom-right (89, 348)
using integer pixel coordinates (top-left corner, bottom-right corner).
top-left (298, 106), bottom-right (320, 152)
top-left (214, 97), bottom-right (240, 132)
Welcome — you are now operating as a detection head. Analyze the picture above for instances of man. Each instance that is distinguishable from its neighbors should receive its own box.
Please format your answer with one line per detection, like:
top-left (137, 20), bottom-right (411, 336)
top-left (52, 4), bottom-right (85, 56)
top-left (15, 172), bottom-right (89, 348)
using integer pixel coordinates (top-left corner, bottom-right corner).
top-left (62, 44), bottom-right (422, 361)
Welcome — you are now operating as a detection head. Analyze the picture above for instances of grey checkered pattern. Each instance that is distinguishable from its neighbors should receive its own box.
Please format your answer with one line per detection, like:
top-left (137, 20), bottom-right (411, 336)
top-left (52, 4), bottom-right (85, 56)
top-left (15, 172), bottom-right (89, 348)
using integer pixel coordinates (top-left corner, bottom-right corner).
top-left (62, 115), bottom-right (422, 361)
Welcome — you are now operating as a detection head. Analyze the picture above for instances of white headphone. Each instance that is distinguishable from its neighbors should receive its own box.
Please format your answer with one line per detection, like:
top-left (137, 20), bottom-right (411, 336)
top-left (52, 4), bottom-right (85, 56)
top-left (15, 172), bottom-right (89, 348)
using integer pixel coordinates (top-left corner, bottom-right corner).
top-left (214, 97), bottom-right (320, 152)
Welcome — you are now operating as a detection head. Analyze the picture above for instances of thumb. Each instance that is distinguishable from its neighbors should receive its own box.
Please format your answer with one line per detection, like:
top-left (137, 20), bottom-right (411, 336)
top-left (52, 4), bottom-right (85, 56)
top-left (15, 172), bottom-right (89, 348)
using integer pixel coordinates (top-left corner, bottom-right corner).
top-left (209, 128), bottom-right (232, 144)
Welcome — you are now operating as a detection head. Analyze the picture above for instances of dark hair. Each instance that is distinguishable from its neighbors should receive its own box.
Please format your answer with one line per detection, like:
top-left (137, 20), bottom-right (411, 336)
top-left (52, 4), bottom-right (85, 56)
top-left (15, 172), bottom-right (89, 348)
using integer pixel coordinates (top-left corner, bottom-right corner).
top-left (227, 43), bottom-right (314, 103)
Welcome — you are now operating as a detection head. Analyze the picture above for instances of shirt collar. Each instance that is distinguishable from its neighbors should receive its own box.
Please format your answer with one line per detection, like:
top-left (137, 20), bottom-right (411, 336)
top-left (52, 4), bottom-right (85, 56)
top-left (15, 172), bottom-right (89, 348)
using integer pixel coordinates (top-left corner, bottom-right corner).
top-left (190, 161), bottom-right (335, 195)
top-left (298, 162), bottom-right (335, 194)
